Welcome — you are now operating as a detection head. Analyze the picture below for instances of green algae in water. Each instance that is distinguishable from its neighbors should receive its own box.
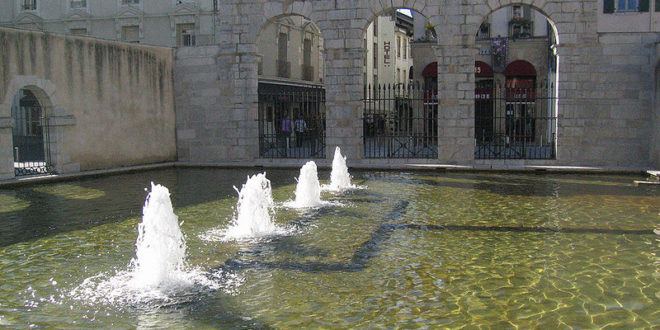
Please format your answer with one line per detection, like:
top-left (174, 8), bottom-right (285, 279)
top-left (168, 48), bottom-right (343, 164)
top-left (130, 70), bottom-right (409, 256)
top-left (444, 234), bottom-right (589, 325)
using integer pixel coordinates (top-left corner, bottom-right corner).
top-left (0, 193), bottom-right (30, 212)
top-left (33, 184), bottom-right (105, 200)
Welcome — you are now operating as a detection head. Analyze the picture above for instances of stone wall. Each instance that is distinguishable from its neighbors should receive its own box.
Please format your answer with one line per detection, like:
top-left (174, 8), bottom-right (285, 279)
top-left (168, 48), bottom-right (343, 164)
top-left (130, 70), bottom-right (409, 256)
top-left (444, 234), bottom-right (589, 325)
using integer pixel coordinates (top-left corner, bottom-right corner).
top-left (0, 27), bottom-right (176, 179)
top-left (171, 0), bottom-right (660, 169)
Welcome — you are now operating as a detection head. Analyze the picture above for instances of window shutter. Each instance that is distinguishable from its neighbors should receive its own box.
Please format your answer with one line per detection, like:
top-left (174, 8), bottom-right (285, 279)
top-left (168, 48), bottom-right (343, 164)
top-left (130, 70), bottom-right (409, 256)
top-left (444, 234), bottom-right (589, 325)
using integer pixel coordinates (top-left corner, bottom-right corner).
top-left (604, 0), bottom-right (615, 13)
top-left (640, 0), bottom-right (650, 11)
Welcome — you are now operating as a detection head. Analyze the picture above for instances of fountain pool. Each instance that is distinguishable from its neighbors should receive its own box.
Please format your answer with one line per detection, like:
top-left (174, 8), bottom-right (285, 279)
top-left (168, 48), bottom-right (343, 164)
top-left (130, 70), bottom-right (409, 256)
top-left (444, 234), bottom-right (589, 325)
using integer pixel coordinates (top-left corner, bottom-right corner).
top-left (0, 167), bottom-right (658, 328)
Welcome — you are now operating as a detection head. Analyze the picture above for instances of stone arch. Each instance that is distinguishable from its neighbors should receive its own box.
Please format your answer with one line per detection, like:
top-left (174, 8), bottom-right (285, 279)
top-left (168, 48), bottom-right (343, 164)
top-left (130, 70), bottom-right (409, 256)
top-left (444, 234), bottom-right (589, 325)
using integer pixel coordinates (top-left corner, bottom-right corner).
top-left (362, 1), bottom-right (432, 32)
top-left (1, 76), bottom-right (58, 118)
top-left (255, 13), bottom-right (325, 82)
top-left (0, 76), bottom-right (76, 177)
top-left (251, 2), bottom-right (319, 46)
top-left (469, 1), bottom-right (560, 46)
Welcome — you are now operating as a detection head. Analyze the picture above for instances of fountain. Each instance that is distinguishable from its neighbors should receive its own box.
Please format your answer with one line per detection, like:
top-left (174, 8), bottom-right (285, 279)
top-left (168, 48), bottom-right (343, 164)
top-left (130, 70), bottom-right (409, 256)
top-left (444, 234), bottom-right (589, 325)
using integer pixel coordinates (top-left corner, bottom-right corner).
top-left (218, 173), bottom-right (287, 240)
top-left (324, 146), bottom-right (356, 192)
top-left (70, 182), bottom-right (225, 306)
top-left (131, 182), bottom-right (186, 288)
top-left (288, 161), bottom-right (322, 208)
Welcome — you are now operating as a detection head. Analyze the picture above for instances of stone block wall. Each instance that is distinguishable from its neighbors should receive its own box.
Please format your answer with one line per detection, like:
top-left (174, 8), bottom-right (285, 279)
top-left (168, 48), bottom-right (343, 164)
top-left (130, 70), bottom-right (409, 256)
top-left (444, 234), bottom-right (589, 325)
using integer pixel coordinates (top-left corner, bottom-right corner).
top-left (0, 27), bottom-right (176, 179)
top-left (173, 0), bottom-right (660, 169)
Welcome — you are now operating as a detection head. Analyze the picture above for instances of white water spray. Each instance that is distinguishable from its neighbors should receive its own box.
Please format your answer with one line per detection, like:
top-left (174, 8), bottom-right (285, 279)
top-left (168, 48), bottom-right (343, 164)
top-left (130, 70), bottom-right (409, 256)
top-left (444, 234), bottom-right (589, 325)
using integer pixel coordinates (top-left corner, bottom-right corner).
top-left (221, 173), bottom-right (287, 240)
top-left (70, 183), bottom-right (233, 306)
top-left (326, 146), bottom-right (356, 192)
top-left (291, 161), bottom-right (322, 208)
top-left (131, 182), bottom-right (185, 288)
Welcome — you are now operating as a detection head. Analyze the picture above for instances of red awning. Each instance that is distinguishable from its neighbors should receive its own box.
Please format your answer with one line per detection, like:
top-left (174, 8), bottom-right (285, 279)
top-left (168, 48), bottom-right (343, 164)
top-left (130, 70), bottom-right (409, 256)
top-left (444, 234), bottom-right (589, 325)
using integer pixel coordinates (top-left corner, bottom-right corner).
top-left (422, 62), bottom-right (437, 77)
top-left (475, 61), bottom-right (493, 77)
top-left (504, 60), bottom-right (536, 76)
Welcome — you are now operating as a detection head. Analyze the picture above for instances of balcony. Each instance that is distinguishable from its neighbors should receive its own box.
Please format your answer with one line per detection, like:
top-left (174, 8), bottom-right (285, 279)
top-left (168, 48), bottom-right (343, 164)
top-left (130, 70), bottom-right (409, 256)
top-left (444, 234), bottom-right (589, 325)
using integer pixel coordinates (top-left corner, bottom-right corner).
top-left (277, 60), bottom-right (291, 78)
top-left (302, 65), bottom-right (314, 81)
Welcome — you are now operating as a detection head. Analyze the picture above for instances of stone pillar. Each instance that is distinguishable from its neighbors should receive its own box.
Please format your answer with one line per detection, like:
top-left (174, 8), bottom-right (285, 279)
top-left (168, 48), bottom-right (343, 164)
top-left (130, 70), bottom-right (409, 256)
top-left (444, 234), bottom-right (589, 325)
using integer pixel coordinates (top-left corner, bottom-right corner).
top-left (0, 116), bottom-right (13, 180)
top-left (47, 112), bottom-right (78, 174)
top-left (651, 43), bottom-right (660, 168)
top-left (435, 45), bottom-right (476, 163)
top-left (322, 26), bottom-right (364, 161)
top-left (434, 4), bottom-right (476, 164)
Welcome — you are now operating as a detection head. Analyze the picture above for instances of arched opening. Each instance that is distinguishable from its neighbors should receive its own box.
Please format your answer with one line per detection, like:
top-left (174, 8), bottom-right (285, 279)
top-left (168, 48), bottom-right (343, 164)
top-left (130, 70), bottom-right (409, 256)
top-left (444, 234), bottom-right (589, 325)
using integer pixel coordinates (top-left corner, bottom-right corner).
top-left (475, 61), bottom-right (495, 143)
top-left (474, 4), bottom-right (558, 160)
top-left (256, 15), bottom-right (325, 159)
top-left (362, 8), bottom-right (437, 159)
top-left (11, 87), bottom-right (53, 176)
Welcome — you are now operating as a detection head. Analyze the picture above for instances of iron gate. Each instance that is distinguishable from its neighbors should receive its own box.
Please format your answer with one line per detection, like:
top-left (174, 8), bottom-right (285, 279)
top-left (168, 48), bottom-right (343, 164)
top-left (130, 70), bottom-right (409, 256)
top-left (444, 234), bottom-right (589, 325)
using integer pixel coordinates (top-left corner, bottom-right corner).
top-left (474, 79), bottom-right (557, 159)
top-left (12, 105), bottom-right (53, 176)
top-left (258, 83), bottom-right (326, 159)
top-left (362, 83), bottom-right (438, 158)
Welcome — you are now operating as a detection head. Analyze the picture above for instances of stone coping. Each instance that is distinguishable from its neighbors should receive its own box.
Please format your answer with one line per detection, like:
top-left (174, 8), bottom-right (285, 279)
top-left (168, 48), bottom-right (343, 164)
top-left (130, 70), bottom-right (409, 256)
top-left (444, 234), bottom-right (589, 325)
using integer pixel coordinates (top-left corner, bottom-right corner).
top-left (0, 161), bottom-right (653, 188)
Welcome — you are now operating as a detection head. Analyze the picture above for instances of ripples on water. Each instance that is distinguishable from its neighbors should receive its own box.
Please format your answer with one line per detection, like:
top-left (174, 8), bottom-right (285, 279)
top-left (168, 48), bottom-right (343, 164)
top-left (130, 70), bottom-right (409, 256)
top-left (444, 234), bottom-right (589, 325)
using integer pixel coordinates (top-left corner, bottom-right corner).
top-left (0, 168), bottom-right (658, 328)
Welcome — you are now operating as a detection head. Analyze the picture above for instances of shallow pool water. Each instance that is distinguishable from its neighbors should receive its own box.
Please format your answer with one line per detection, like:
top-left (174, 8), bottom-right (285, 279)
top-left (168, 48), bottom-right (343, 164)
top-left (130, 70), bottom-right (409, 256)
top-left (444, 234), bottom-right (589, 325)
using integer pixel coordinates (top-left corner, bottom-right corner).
top-left (0, 168), bottom-right (658, 327)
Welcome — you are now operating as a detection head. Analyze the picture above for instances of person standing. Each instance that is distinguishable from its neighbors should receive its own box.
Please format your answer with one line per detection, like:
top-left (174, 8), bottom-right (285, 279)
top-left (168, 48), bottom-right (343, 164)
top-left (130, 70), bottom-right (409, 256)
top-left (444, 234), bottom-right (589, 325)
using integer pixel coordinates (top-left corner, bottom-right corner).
top-left (281, 111), bottom-right (292, 151)
top-left (294, 115), bottom-right (307, 148)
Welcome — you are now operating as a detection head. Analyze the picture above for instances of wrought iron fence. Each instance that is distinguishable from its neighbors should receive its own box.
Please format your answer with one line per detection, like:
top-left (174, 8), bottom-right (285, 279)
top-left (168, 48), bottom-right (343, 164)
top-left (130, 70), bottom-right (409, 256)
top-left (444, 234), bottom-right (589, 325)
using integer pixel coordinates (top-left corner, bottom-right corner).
top-left (474, 79), bottom-right (557, 159)
top-left (258, 83), bottom-right (326, 159)
top-left (362, 82), bottom-right (438, 158)
top-left (12, 105), bottom-right (54, 176)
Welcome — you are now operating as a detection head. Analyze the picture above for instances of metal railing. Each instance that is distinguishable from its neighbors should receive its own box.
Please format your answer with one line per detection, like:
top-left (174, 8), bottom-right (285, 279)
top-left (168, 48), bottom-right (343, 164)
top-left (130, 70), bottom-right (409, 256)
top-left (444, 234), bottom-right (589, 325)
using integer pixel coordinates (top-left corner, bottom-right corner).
top-left (474, 79), bottom-right (557, 159)
top-left (12, 106), bottom-right (54, 176)
top-left (363, 82), bottom-right (438, 158)
top-left (258, 83), bottom-right (326, 159)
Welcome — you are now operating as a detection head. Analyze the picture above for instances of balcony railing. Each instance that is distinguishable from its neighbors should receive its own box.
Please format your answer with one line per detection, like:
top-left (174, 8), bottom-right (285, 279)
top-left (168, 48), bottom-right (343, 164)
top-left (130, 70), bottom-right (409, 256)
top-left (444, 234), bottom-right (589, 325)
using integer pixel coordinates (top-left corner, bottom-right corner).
top-left (302, 65), bottom-right (314, 81)
top-left (277, 60), bottom-right (291, 78)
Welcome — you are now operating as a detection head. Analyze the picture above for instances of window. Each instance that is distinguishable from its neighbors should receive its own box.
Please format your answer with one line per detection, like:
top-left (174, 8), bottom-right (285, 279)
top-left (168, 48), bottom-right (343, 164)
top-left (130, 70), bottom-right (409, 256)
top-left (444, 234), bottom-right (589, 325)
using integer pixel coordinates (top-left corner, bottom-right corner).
top-left (373, 42), bottom-right (377, 69)
top-left (70, 0), bottom-right (86, 9)
top-left (21, 0), bottom-right (37, 11)
top-left (397, 36), bottom-right (401, 58)
top-left (121, 0), bottom-right (139, 4)
top-left (604, 0), bottom-right (648, 12)
top-left (403, 39), bottom-right (407, 59)
top-left (477, 22), bottom-right (490, 40)
top-left (303, 39), bottom-right (312, 66)
top-left (618, 0), bottom-right (640, 11)
top-left (177, 23), bottom-right (195, 47)
top-left (121, 25), bottom-right (139, 43)
top-left (70, 28), bottom-right (87, 36)
top-left (278, 32), bottom-right (288, 61)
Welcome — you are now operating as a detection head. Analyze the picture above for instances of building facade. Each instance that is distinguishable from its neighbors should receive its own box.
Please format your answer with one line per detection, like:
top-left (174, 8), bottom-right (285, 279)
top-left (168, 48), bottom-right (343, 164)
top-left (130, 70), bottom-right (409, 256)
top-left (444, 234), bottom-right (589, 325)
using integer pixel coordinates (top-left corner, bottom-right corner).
top-left (0, 0), bottom-right (217, 47)
top-left (1, 0), bottom-right (660, 179)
